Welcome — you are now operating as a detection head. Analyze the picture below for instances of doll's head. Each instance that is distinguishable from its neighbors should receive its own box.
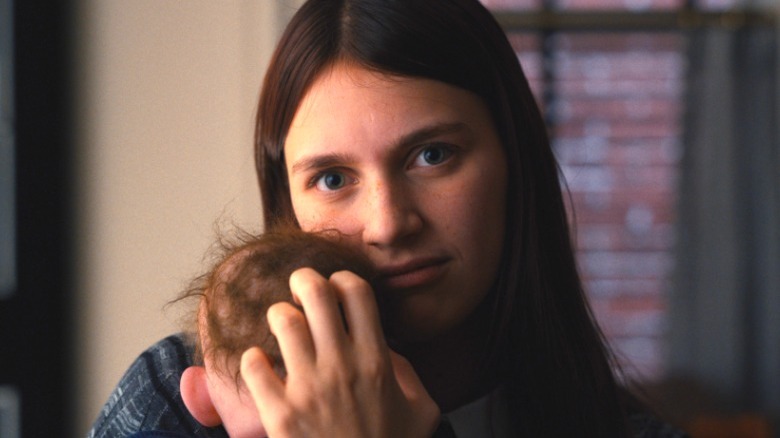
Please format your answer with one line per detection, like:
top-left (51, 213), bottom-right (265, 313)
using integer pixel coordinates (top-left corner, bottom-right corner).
top-left (178, 226), bottom-right (375, 437)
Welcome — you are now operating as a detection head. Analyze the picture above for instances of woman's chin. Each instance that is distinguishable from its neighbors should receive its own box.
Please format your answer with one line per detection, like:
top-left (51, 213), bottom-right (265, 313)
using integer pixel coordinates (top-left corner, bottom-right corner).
top-left (384, 301), bottom-right (458, 344)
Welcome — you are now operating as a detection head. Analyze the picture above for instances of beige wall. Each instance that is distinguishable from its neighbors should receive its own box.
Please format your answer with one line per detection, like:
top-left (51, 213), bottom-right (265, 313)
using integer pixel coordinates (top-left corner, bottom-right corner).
top-left (73, 1), bottom-right (300, 434)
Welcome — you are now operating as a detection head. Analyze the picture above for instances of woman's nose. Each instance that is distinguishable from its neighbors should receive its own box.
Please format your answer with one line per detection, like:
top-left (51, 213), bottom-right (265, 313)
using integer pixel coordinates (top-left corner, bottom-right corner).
top-left (360, 180), bottom-right (423, 247)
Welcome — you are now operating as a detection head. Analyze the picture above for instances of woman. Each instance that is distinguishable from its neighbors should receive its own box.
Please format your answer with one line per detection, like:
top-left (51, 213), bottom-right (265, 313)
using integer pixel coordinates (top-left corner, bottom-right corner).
top-left (90, 0), bottom-right (685, 436)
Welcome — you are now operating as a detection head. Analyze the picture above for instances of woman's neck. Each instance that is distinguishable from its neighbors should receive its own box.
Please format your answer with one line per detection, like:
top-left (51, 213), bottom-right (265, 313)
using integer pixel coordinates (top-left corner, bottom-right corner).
top-left (396, 301), bottom-right (503, 412)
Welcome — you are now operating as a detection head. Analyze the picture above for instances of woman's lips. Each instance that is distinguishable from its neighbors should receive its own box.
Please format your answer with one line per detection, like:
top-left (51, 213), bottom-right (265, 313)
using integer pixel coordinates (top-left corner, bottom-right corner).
top-left (377, 257), bottom-right (449, 290)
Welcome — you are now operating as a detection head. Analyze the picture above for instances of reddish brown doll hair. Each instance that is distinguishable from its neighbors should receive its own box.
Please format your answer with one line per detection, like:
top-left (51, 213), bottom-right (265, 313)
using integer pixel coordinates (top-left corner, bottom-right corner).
top-left (179, 226), bottom-right (376, 381)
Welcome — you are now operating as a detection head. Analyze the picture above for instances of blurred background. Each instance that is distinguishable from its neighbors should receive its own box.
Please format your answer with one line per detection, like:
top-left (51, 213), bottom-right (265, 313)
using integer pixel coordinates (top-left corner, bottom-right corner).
top-left (1, 0), bottom-right (778, 436)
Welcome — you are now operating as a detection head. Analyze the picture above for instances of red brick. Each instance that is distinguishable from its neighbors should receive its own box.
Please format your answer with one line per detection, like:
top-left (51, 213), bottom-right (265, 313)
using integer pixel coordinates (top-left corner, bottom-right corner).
top-left (481, 0), bottom-right (541, 10)
top-left (584, 278), bottom-right (666, 297)
top-left (559, 0), bottom-right (683, 10)
top-left (554, 138), bottom-right (681, 166)
top-left (553, 33), bottom-right (684, 52)
top-left (574, 223), bottom-right (676, 251)
top-left (567, 190), bottom-right (678, 226)
top-left (498, 23), bottom-right (685, 382)
top-left (578, 250), bottom-right (674, 279)
top-left (554, 98), bottom-right (682, 122)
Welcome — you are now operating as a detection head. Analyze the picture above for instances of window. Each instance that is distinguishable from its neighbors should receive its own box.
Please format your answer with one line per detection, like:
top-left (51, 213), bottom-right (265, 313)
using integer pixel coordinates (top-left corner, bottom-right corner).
top-left (0, 0), bottom-right (14, 298)
top-left (484, 0), bottom-right (778, 391)
top-left (484, 1), bottom-right (693, 381)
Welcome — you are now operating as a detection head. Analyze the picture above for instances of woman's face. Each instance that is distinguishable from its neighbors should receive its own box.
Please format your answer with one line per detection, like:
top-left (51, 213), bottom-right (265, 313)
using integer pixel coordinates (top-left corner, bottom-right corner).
top-left (284, 63), bottom-right (507, 341)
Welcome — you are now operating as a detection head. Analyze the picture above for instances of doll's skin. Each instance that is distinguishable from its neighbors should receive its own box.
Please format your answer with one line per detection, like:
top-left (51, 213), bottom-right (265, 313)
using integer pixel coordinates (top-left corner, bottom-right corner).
top-left (178, 228), bottom-right (375, 437)
top-left (180, 288), bottom-right (271, 438)
top-left (181, 355), bottom-right (268, 438)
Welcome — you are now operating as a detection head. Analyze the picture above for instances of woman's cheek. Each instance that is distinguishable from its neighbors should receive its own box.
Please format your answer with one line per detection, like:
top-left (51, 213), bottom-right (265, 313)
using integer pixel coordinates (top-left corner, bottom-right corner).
top-left (295, 204), bottom-right (357, 235)
top-left (295, 213), bottom-right (318, 232)
top-left (291, 195), bottom-right (324, 230)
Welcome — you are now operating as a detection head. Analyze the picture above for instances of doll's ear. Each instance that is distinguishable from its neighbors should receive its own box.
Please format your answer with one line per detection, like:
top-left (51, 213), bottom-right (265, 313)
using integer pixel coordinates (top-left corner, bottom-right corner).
top-left (180, 366), bottom-right (222, 427)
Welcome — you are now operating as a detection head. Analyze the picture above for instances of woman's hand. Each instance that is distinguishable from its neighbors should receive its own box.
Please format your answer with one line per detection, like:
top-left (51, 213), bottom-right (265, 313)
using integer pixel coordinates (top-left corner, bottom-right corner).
top-left (240, 267), bottom-right (440, 438)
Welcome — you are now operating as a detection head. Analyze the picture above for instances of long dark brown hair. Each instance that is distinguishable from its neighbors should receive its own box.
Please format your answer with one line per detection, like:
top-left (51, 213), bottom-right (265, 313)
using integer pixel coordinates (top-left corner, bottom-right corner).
top-left (255, 0), bottom-right (631, 435)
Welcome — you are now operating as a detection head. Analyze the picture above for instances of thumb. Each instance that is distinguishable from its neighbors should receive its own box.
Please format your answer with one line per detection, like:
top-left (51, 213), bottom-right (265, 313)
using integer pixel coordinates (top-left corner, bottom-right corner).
top-left (389, 351), bottom-right (440, 420)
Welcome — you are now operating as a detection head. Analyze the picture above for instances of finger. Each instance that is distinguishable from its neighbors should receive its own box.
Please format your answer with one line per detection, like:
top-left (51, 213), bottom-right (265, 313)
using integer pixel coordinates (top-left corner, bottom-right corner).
top-left (240, 347), bottom-right (286, 417)
top-left (267, 301), bottom-right (316, 374)
top-left (389, 351), bottom-right (440, 419)
top-left (289, 267), bottom-right (349, 356)
top-left (328, 270), bottom-right (386, 351)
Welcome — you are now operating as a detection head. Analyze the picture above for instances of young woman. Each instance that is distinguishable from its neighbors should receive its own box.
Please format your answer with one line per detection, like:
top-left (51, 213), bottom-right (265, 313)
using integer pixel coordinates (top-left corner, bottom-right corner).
top-left (90, 1), bottom-right (686, 436)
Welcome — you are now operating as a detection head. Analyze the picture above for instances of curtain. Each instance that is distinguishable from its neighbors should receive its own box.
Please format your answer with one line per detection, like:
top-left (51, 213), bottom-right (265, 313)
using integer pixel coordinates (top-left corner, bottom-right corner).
top-left (669, 21), bottom-right (780, 421)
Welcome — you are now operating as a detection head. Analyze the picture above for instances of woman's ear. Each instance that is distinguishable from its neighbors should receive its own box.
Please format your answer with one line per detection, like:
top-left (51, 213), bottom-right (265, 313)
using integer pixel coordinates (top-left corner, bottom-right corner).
top-left (180, 366), bottom-right (222, 427)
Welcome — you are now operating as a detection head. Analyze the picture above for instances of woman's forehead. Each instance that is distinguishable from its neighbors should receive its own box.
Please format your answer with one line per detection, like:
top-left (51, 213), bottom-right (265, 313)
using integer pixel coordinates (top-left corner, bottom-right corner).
top-left (284, 63), bottom-right (492, 160)
top-left (289, 65), bottom-right (449, 127)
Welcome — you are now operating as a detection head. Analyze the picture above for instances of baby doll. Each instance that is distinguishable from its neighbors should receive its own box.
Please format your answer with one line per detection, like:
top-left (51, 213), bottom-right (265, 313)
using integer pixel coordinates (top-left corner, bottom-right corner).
top-left (178, 226), bottom-right (376, 437)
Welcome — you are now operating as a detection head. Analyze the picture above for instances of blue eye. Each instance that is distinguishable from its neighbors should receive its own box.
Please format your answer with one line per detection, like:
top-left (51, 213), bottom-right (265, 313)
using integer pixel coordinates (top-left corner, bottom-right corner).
top-left (414, 144), bottom-right (452, 167)
top-left (314, 172), bottom-right (347, 191)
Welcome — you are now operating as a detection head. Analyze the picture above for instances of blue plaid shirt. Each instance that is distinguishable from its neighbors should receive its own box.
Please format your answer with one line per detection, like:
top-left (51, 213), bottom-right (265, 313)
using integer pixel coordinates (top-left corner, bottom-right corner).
top-left (87, 334), bottom-right (228, 438)
top-left (88, 333), bottom-right (687, 437)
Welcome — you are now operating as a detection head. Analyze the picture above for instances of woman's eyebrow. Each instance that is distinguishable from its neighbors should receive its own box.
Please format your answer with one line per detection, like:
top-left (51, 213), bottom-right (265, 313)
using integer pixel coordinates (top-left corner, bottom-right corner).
top-left (289, 152), bottom-right (354, 176)
top-left (393, 122), bottom-right (468, 150)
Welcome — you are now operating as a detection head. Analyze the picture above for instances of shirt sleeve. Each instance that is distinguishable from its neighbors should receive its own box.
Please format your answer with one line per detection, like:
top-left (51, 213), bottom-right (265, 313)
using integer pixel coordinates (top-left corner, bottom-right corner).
top-left (86, 334), bottom-right (228, 438)
top-left (630, 413), bottom-right (690, 438)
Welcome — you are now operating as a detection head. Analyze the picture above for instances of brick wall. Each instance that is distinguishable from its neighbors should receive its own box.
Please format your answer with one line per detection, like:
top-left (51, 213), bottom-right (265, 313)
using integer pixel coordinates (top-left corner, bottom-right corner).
top-left (498, 26), bottom-right (687, 380)
top-left (552, 34), bottom-right (684, 381)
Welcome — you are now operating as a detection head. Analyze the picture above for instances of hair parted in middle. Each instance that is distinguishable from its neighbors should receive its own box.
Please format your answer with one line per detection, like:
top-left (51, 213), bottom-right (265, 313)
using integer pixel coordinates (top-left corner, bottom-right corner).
top-left (254, 0), bottom-right (632, 436)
